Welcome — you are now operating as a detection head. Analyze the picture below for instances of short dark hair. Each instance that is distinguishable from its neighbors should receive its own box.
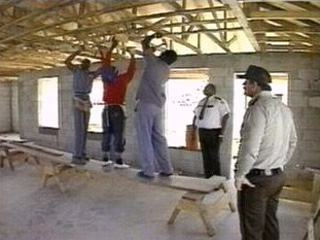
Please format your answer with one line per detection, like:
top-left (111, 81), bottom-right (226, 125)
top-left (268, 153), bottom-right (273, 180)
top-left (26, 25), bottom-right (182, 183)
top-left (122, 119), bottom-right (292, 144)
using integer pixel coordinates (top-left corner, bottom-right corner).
top-left (159, 50), bottom-right (177, 65)
top-left (205, 83), bottom-right (216, 92)
top-left (82, 58), bottom-right (91, 65)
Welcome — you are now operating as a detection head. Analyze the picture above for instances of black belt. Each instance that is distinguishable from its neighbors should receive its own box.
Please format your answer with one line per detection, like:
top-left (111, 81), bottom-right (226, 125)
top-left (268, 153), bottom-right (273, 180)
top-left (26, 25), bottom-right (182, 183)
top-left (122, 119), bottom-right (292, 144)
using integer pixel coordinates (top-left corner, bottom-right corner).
top-left (246, 168), bottom-right (282, 177)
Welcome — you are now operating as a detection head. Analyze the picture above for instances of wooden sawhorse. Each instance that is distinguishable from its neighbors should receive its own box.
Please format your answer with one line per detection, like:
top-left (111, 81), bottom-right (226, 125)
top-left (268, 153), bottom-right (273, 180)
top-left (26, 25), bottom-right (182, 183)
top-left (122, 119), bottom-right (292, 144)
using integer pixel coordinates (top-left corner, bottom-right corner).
top-left (168, 181), bottom-right (236, 237)
top-left (42, 162), bottom-right (92, 192)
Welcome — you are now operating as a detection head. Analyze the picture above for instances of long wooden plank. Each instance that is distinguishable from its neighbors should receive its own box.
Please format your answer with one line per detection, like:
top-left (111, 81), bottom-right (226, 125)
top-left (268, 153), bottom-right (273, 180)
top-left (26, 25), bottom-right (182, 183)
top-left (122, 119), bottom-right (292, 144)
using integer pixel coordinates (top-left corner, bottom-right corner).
top-left (2, 142), bottom-right (226, 194)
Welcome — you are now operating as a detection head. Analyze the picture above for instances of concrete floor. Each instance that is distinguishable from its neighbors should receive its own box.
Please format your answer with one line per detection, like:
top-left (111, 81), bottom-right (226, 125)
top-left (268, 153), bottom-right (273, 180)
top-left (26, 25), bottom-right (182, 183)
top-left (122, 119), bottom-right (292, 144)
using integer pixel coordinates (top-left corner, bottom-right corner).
top-left (0, 162), bottom-right (310, 240)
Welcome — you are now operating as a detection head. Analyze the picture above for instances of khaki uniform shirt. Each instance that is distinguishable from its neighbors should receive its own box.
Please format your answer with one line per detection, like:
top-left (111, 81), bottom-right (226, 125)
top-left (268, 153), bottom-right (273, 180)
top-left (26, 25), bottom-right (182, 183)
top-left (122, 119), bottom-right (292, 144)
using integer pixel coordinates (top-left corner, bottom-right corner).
top-left (235, 91), bottom-right (298, 179)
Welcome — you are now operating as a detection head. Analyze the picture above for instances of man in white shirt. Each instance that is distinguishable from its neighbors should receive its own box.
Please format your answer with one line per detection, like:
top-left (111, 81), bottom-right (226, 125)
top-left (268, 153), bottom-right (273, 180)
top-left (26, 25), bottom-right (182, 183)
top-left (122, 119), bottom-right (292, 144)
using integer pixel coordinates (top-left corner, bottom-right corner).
top-left (235, 65), bottom-right (297, 240)
top-left (193, 83), bottom-right (230, 178)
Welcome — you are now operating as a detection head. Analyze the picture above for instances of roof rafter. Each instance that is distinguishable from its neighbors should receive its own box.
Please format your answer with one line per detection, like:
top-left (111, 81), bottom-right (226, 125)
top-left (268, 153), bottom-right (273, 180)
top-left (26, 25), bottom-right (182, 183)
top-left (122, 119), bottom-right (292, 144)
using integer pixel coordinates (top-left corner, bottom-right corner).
top-left (220, 0), bottom-right (260, 51)
top-left (248, 10), bottom-right (320, 20)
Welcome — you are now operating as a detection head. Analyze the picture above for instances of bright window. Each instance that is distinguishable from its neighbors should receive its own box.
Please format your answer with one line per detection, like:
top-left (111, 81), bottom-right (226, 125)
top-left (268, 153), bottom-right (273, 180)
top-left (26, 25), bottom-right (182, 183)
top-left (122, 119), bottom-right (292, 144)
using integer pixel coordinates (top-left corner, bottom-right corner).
top-left (165, 68), bottom-right (209, 147)
top-left (88, 77), bottom-right (104, 132)
top-left (38, 77), bottom-right (59, 128)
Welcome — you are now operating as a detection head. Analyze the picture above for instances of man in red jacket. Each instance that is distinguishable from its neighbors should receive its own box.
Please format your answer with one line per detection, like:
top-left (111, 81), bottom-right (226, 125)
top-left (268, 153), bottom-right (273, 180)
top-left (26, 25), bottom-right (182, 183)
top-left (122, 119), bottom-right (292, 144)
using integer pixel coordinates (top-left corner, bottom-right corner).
top-left (100, 38), bottom-right (136, 168)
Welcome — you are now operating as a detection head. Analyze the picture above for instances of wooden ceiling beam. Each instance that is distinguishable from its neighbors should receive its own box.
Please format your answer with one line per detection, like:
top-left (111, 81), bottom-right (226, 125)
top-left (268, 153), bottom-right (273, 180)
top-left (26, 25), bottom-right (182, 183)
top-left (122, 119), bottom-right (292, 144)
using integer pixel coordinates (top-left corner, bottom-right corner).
top-left (123, 6), bottom-right (202, 55)
top-left (0, 0), bottom-right (75, 31)
top-left (0, 2), bottom-right (157, 44)
top-left (248, 10), bottom-right (320, 20)
top-left (165, 27), bottom-right (243, 36)
top-left (0, 0), bottom-right (23, 13)
top-left (220, 0), bottom-right (260, 51)
top-left (253, 25), bottom-right (320, 34)
top-left (40, 5), bottom-right (227, 39)
top-left (169, 2), bottom-right (230, 52)
top-left (207, 0), bottom-right (225, 42)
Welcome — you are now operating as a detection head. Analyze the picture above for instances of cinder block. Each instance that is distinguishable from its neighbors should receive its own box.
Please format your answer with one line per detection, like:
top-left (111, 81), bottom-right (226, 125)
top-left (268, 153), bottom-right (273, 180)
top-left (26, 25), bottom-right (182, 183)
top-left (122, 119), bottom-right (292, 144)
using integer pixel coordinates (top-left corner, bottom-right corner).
top-left (309, 97), bottom-right (320, 108)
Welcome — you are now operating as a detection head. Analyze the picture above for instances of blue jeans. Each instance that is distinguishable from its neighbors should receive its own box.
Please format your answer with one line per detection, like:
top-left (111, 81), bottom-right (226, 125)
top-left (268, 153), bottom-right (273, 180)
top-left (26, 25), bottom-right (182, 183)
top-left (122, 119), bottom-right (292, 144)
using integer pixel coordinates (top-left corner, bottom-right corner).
top-left (101, 105), bottom-right (126, 153)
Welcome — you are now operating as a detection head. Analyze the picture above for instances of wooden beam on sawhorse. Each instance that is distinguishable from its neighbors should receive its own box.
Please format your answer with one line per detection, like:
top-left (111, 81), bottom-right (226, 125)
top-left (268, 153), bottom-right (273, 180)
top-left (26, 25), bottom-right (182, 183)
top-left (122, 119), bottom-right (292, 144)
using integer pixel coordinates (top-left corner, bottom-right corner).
top-left (42, 162), bottom-right (92, 192)
top-left (168, 181), bottom-right (236, 237)
top-left (0, 143), bottom-right (40, 171)
top-left (0, 145), bottom-right (15, 171)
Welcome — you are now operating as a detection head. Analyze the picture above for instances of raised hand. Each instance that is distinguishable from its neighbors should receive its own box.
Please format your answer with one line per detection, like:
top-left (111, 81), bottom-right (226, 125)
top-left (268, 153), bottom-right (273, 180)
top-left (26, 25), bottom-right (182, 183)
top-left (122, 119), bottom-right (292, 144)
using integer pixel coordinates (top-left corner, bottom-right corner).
top-left (154, 32), bottom-right (163, 38)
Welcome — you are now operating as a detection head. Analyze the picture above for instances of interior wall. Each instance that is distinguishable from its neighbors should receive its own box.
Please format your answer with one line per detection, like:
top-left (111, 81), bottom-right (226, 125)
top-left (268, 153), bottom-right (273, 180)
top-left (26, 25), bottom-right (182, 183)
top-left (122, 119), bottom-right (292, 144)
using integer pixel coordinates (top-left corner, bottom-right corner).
top-left (18, 53), bottom-right (320, 181)
top-left (0, 81), bottom-right (12, 133)
top-left (11, 81), bottom-right (20, 132)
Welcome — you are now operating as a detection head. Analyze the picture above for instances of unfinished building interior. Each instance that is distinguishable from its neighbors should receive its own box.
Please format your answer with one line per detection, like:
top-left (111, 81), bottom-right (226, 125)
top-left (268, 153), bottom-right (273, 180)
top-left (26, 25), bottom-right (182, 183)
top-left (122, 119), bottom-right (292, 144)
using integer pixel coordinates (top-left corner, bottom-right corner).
top-left (1, 0), bottom-right (320, 239)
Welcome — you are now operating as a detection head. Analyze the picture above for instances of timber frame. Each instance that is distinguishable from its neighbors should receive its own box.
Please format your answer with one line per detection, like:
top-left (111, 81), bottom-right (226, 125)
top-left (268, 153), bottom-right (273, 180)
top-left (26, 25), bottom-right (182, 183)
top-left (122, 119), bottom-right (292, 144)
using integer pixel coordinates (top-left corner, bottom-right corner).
top-left (1, 0), bottom-right (320, 76)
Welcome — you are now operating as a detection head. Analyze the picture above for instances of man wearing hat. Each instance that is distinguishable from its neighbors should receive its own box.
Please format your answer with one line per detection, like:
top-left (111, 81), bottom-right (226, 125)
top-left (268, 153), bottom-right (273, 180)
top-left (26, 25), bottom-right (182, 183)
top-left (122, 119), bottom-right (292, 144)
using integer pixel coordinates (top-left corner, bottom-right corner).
top-left (235, 65), bottom-right (297, 240)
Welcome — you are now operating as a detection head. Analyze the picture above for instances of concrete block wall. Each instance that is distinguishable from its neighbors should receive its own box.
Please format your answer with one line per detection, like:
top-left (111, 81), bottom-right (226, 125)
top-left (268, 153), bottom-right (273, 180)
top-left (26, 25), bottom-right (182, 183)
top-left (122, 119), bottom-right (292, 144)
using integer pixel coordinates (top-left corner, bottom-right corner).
top-left (18, 53), bottom-right (320, 183)
top-left (11, 81), bottom-right (19, 132)
top-left (0, 81), bottom-right (11, 133)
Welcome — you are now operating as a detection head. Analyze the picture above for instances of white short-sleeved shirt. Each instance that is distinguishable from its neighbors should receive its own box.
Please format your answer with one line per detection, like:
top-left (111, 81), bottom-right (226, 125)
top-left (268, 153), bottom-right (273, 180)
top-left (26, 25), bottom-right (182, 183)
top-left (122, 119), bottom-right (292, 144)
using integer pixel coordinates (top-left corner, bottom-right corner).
top-left (194, 96), bottom-right (230, 129)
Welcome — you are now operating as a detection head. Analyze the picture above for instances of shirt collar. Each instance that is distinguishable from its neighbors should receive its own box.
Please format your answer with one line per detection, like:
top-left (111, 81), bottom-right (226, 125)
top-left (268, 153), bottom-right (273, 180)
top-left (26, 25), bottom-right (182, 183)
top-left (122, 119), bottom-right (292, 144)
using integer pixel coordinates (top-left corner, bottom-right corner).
top-left (248, 91), bottom-right (272, 106)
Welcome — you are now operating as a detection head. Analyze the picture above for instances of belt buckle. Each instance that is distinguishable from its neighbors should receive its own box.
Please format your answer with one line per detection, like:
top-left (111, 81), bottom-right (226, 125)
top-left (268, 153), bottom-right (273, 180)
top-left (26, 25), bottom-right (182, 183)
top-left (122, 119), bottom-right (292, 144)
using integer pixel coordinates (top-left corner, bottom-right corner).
top-left (265, 169), bottom-right (272, 176)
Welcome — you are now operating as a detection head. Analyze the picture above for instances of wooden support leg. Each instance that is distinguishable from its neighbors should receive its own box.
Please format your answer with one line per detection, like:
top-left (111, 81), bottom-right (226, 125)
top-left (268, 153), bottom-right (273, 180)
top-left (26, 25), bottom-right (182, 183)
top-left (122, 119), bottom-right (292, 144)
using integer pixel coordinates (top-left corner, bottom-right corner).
top-left (7, 156), bottom-right (15, 171)
top-left (0, 150), bottom-right (14, 171)
top-left (74, 167), bottom-right (92, 180)
top-left (198, 205), bottom-right (216, 237)
top-left (42, 165), bottom-right (66, 192)
top-left (42, 166), bottom-right (54, 188)
top-left (167, 192), bottom-right (216, 236)
top-left (25, 155), bottom-right (40, 165)
top-left (311, 174), bottom-right (320, 213)
top-left (168, 207), bottom-right (181, 224)
top-left (0, 156), bottom-right (4, 168)
top-left (53, 175), bottom-right (66, 192)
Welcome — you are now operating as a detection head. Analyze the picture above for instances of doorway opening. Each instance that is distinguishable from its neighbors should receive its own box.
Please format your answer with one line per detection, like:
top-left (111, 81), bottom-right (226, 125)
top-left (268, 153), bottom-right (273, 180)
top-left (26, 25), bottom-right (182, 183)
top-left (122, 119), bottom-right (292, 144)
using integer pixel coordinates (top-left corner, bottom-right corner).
top-left (165, 68), bottom-right (209, 148)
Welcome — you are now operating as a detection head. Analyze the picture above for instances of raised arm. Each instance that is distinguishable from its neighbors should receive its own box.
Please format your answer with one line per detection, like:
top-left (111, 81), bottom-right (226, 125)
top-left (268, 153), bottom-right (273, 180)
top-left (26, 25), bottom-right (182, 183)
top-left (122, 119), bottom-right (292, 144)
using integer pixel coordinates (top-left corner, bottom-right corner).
top-left (106, 37), bottom-right (119, 61)
top-left (98, 37), bottom-right (118, 68)
top-left (141, 32), bottom-right (163, 53)
top-left (123, 53), bottom-right (136, 82)
top-left (65, 46), bottom-right (84, 70)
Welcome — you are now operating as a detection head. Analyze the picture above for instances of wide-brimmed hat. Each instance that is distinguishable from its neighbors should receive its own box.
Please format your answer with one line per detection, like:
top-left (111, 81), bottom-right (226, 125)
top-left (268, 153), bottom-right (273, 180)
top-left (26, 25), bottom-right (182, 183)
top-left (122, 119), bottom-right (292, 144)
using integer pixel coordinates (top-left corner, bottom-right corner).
top-left (237, 65), bottom-right (272, 84)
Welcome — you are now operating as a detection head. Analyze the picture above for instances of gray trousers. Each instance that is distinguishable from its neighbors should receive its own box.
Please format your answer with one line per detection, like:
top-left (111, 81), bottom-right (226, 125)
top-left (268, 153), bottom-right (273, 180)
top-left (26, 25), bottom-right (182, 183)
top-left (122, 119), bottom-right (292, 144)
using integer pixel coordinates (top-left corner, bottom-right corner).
top-left (73, 106), bottom-right (90, 159)
top-left (135, 102), bottom-right (173, 177)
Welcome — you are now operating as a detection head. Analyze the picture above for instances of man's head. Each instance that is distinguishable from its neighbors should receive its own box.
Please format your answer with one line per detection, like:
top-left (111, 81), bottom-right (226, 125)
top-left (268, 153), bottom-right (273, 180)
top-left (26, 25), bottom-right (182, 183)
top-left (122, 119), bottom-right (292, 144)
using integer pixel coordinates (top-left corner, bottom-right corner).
top-left (80, 58), bottom-right (91, 70)
top-left (101, 66), bottom-right (119, 84)
top-left (159, 50), bottom-right (177, 65)
top-left (203, 83), bottom-right (216, 97)
top-left (237, 65), bottom-right (272, 97)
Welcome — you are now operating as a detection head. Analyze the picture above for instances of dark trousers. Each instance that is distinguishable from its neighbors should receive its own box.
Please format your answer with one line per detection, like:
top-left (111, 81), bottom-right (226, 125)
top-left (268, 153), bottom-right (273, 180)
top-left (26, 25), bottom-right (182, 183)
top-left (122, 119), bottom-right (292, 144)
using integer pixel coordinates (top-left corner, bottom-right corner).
top-left (237, 172), bottom-right (285, 240)
top-left (101, 105), bottom-right (126, 153)
top-left (198, 128), bottom-right (221, 178)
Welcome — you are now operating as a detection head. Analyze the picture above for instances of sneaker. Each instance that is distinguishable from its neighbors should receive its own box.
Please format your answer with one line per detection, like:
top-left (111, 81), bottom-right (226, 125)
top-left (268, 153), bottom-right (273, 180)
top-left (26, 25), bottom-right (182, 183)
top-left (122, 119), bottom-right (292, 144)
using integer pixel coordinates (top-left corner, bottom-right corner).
top-left (71, 158), bottom-right (86, 166)
top-left (102, 157), bottom-right (113, 166)
top-left (159, 172), bottom-right (173, 177)
top-left (114, 163), bottom-right (129, 169)
top-left (102, 160), bottom-right (113, 167)
top-left (137, 171), bottom-right (154, 179)
top-left (114, 158), bottom-right (129, 169)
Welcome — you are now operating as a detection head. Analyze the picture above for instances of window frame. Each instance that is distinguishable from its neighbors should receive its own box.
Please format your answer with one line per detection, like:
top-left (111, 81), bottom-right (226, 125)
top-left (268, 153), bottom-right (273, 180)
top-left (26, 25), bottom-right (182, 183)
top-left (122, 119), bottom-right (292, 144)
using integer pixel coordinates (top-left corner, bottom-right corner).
top-left (37, 76), bottom-right (60, 131)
